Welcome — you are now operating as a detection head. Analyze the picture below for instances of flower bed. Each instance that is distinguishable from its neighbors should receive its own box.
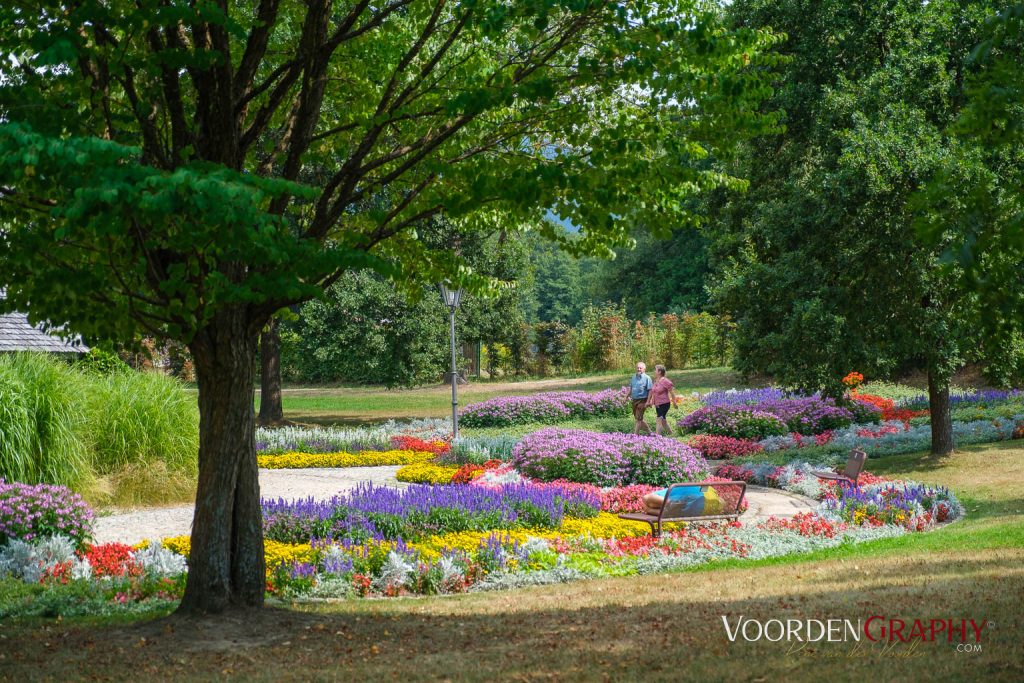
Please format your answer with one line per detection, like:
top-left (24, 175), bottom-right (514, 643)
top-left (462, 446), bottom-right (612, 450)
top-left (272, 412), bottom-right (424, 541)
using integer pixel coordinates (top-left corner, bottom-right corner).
top-left (687, 434), bottom-right (764, 460)
top-left (261, 482), bottom-right (602, 545)
top-left (756, 415), bottom-right (1024, 458)
top-left (0, 535), bottom-right (187, 614)
top-left (255, 419), bottom-right (451, 455)
top-left (711, 460), bottom-right (964, 532)
top-left (511, 428), bottom-right (708, 486)
top-left (395, 463), bottom-right (458, 484)
top-left (459, 389), bottom-right (628, 428)
top-left (0, 480), bottom-right (94, 547)
top-left (680, 397), bottom-right (860, 437)
top-left (257, 449), bottom-right (435, 469)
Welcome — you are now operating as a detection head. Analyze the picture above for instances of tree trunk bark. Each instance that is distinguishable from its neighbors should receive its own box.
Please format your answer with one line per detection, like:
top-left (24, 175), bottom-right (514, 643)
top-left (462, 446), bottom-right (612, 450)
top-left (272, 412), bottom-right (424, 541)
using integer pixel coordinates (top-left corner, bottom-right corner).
top-left (928, 368), bottom-right (954, 456)
top-left (258, 317), bottom-right (284, 426)
top-left (179, 310), bottom-right (265, 614)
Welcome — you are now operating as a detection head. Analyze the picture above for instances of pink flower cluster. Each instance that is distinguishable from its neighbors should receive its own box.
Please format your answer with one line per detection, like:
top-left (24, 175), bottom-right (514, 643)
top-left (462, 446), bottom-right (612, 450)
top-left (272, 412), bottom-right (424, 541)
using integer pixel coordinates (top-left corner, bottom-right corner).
top-left (532, 480), bottom-right (659, 514)
top-left (688, 434), bottom-right (764, 460)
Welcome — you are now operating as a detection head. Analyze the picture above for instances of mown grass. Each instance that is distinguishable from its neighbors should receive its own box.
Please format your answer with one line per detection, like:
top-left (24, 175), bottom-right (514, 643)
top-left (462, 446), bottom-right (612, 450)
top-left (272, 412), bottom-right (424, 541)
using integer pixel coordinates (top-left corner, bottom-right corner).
top-left (255, 366), bottom-right (742, 424)
top-left (3, 441), bottom-right (1021, 681)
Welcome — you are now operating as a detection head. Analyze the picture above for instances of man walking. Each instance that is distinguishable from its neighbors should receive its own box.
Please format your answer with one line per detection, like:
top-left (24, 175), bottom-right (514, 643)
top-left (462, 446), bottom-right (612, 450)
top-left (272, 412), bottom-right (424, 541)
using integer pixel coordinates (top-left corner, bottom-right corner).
top-left (628, 361), bottom-right (653, 435)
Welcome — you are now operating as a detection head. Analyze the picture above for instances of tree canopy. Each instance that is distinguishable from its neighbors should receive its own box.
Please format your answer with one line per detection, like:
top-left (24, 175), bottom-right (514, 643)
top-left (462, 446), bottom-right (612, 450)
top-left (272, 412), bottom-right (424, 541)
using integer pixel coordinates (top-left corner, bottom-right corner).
top-left (708, 0), bottom-right (1024, 453)
top-left (0, 0), bottom-right (784, 612)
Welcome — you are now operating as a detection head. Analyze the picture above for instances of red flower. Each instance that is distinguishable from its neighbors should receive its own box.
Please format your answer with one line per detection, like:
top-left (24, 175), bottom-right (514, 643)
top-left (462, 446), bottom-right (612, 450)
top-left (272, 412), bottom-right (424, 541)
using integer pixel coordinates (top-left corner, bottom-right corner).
top-left (79, 542), bottom-right (143, 578)
top-left (390, 436), bottom-right (450, 455)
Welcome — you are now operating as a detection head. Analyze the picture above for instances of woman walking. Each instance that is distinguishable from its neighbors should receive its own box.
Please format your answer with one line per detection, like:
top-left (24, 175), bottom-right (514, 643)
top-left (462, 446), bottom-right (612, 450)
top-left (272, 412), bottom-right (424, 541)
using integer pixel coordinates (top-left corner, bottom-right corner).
top-left (647, 365), bottom-right (677, 436)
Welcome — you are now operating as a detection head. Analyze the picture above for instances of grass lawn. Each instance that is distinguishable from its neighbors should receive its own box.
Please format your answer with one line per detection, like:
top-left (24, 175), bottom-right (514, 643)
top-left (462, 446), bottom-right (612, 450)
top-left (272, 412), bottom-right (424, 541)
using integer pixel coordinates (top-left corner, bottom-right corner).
top-left (3, 441), bottom-right (1021, 681)
top-left (253, 366), bottom-right (741, 425)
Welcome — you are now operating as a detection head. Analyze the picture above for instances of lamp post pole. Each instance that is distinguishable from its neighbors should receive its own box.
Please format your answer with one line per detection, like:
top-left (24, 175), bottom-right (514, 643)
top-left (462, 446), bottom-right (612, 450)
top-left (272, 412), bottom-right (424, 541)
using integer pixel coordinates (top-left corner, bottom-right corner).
top-left (448, 302), bottom-right (459, 441)
top-left (439, 283), bottom-right (463, 441)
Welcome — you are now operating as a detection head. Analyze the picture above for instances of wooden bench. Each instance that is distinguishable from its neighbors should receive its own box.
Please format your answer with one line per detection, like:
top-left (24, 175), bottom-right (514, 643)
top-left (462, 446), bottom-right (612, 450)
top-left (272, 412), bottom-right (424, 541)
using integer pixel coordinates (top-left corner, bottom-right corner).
top-left (813, 448), bottom-right (867, 487)
top-left (618, 480), bottom-right (748, 537)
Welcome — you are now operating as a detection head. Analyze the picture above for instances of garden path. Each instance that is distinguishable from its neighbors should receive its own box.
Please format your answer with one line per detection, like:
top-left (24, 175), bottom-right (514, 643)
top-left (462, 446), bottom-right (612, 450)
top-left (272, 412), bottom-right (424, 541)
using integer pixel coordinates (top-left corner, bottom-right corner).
top-left (92, 471), bottom-right (817, 545)
top-left (94, 466), bottom-right (407, 546)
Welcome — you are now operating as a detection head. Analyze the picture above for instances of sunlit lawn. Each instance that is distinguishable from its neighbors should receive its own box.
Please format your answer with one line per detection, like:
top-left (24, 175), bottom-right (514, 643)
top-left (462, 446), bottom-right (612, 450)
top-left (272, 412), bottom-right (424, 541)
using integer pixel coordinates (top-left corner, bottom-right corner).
top-left (253, 366), bottom-right (742, 424)
top-left (4, 441), bottom-right (1021, 681)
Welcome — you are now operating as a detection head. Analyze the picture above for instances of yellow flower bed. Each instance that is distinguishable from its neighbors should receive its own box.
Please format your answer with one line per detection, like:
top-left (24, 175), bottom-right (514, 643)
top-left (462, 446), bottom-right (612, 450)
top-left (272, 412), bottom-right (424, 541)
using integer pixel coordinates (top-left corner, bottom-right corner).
top-left (395, 462), bottom-right (458, 484)
top-left (257, 449), bottom-right (434, 469)
top-left (160, 535), bottom-right (314, 570)
top-left (408, 513), bottom-right (654, 562)
top-left (562, 512), bottom-right (660, 538)
top-left (156, 516), bottom-right (656, 569)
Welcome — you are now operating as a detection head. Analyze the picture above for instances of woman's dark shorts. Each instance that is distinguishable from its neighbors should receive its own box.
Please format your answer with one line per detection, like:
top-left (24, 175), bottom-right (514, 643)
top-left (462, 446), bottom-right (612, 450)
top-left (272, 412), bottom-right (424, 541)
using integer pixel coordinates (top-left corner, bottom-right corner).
top-left (655, 403), bottom-right (671, 419)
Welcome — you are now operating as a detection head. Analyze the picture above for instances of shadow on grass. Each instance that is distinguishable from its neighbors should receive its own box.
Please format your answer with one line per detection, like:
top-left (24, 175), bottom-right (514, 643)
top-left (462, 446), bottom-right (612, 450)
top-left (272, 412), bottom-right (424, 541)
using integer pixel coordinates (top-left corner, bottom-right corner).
top-left (5, 551), bottom-right (1022, 682)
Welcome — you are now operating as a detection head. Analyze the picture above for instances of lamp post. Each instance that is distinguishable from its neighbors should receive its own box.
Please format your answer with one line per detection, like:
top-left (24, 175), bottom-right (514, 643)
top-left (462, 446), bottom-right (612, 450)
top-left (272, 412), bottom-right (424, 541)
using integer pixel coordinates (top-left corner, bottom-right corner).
top-left (439, 282), bottom-right (463, 440)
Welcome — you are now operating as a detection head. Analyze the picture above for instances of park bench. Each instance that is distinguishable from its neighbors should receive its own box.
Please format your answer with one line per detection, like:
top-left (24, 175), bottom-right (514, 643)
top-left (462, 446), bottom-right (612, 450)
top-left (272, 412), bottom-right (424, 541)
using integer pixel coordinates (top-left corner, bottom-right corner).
top-left (813, 448), bottom-right (867, 487)
top-left (618, 480), bottom-right (748, 538)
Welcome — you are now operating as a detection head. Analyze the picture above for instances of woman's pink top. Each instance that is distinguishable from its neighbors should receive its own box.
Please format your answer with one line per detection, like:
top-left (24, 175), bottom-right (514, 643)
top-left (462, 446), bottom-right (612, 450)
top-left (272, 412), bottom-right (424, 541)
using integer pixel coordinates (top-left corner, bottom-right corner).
top-left (650, 377), bottom-right (674, 405)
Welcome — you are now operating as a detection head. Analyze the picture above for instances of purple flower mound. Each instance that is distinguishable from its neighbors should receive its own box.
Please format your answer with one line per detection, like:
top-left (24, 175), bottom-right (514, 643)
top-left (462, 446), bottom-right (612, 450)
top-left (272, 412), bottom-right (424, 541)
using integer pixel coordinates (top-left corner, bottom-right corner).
top-left (681, 397), bottom-right (856, 437)
top-left (678, 406), bottom-right (789, 440)
top-left (511, 428), bottom-right (709, 487)
top-left (702, 388), bottom-right (796, 406)
top-left (0, 479), bottom-right (95, 547)
top-left (460, 389), bottom-right (628, 427)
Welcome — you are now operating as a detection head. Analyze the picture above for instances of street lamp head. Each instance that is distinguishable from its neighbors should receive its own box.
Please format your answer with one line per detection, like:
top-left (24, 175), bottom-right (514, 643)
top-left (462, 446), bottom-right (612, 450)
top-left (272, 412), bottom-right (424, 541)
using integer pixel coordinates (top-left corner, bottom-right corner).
top-left (439, 281), bottom-right (463, 309)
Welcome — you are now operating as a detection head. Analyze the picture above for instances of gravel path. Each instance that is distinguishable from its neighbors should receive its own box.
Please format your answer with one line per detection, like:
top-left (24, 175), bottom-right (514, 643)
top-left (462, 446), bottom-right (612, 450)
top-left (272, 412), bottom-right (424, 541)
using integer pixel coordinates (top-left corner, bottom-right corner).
top-left (93, 468), bottom-right (816, 545)
top-left (94, 466), bottom-right (406, 545)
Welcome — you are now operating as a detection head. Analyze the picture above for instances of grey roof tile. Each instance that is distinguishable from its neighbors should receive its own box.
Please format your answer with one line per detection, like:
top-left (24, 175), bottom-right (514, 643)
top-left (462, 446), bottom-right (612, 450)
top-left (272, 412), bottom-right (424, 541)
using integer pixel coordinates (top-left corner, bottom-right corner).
top-left (0, 311), bottom-right (89, 354)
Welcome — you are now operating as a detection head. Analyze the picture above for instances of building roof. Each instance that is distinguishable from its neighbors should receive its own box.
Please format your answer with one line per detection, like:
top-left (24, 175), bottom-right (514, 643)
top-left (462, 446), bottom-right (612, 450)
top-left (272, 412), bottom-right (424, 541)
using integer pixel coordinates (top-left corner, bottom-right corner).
top-left (0, 311), bottom-right (89, 354)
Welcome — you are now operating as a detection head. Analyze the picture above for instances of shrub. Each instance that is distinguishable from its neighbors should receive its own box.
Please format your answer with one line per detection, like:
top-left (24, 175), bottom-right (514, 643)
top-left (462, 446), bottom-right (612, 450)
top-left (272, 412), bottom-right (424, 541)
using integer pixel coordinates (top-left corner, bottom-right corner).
top-left (678, 406), bottom-right (788, 439)
top-left (511, 428), bottom-right (708, 486)
top-left (687, 434), bottom-right (764, 459)
top-left (0, 480), bottom-right (94, 547)
top-left (77, 348), bottom-right (131, 375)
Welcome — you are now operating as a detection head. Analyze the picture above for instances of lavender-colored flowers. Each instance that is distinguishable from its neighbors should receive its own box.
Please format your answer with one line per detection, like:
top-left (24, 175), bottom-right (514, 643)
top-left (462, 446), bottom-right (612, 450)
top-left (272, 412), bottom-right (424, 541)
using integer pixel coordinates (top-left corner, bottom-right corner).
top-left (511, 428), bottom-right (708, 486)
top-left (460, 389), bottom-right (628, 427)
top-left (898, 388), bottom-right (1024, 410)
top-left (261, 481), bottom-right (601, 544)
top-left (681, 397), bottom-right (856, 437)
top-left (0, 479), bottom-right (94, 548)
top-left (702, 387), bottom-right (796, 406)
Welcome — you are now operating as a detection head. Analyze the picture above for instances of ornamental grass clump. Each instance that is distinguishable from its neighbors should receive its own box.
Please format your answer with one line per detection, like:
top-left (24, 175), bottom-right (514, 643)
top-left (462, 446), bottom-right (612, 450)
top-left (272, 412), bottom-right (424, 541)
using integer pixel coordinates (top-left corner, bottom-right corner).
top-left (511, 428), bottom-right (708, 486)
top-left (460, 389), bottom-right (627, 428)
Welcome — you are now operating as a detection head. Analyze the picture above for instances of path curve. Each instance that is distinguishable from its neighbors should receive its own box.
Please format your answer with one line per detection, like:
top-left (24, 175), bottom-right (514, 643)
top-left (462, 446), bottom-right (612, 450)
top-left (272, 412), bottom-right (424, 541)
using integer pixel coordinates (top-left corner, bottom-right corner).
top-left (93, 469), bottom-right (817, 545)
top-left (93, 466), bottom-right (407, 545)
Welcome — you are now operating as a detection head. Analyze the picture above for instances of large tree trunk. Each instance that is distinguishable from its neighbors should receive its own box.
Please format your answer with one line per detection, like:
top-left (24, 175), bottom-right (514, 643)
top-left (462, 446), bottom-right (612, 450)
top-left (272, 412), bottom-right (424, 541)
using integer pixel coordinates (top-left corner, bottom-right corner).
top-left (928, 368), bottom-right (954, 456)
top-left (179, 310), bottom-right (265, 613)
top-left (258, 317), bottom-right (284, 426)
